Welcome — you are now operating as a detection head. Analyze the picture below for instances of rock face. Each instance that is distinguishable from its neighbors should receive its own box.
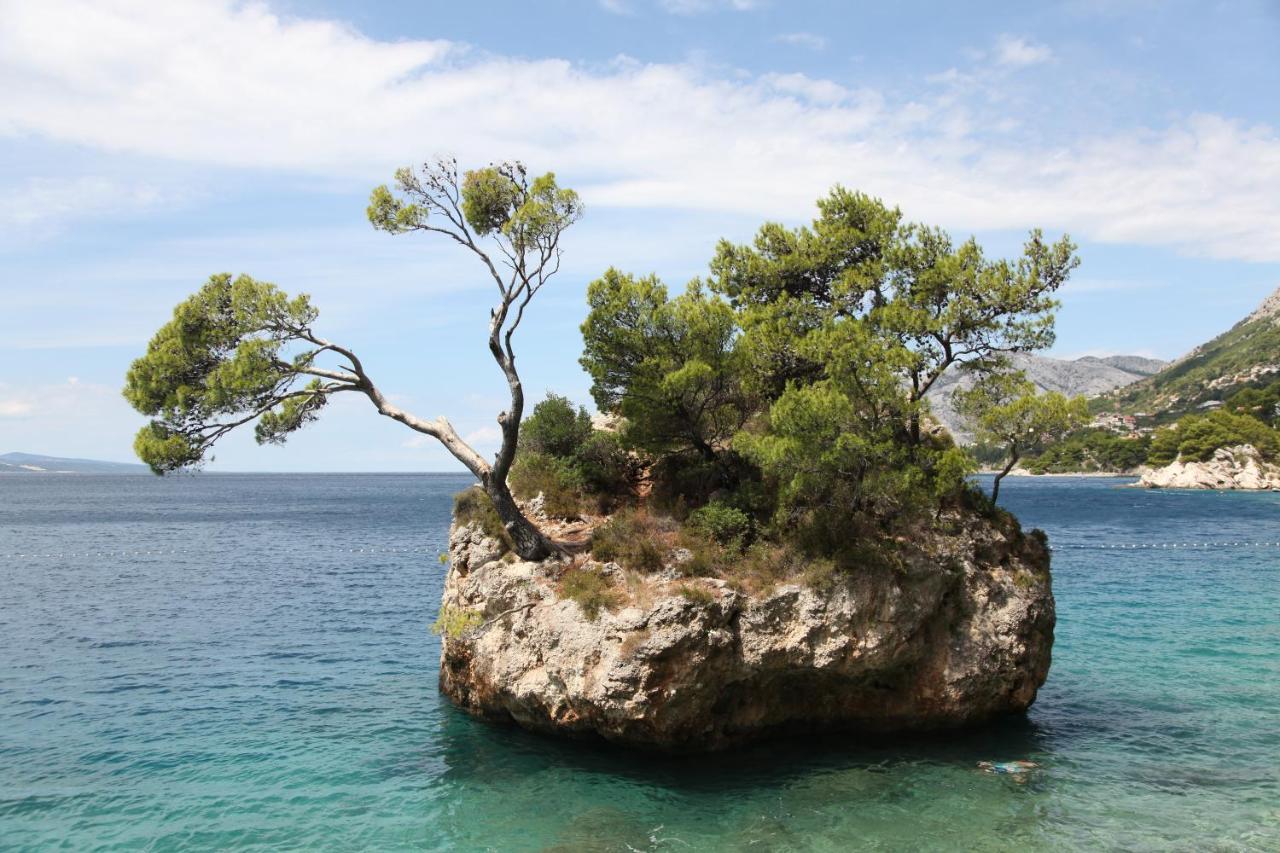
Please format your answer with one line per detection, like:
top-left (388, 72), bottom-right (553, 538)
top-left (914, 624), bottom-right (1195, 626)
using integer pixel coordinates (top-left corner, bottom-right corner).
top-left (437, 516), bottom-right (1055, 752)
top-left (1138, 444), bottom-right (1280, 490)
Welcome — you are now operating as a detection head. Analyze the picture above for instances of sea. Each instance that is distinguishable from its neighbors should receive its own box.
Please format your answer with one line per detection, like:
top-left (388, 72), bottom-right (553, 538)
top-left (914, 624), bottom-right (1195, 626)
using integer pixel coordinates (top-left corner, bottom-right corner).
top-left (1, 473), bottom-right (1277, 851)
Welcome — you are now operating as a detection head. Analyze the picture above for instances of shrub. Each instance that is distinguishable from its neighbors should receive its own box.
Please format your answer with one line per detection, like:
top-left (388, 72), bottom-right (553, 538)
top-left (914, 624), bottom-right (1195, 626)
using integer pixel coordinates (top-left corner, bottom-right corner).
top-left (452, 487), bottom-right (512, 551)
top-left (575, 430), bottom-right (636, 503)
top-left (559, 565), bottom-right (621, 620)
top-left (432, 605), bottom-right (484, 638)
top-left (508, 451), bottom-right (583, 518)
top-left (686, 500), bottom-right (751, 546)
top-left (521, 393), bottom-right (593, 459)
top-left (1148, 409), bottom-right (1280, 466)
top-left (590, 510), bottom-right (666, 572)
top-left (677, 583), bottom-right (715, 605)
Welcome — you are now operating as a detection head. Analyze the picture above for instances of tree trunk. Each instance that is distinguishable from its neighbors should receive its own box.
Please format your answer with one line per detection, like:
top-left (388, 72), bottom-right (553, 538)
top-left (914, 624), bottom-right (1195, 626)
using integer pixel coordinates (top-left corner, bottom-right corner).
top-left (992, 450), bottom-right (1019, 504)
top-left (486, 477), bottom-right (552, 561)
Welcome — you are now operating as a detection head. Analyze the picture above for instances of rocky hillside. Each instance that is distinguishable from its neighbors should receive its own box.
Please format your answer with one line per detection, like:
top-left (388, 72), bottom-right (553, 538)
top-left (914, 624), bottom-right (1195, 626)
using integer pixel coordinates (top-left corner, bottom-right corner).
top-left (1104, 285), bottom-right (1280, 423)
top-left (928, 352), bottom-right (1165, 441)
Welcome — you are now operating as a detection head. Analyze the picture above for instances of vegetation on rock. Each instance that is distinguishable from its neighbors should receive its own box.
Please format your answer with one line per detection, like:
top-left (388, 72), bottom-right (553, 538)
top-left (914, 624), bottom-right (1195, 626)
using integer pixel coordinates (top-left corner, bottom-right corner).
top-left (574, 186), bottom-right (1078, 568)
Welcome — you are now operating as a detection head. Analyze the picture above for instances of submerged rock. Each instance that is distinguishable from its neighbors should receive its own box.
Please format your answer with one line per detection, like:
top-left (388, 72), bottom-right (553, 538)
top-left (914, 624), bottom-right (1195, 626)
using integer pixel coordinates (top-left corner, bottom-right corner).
top-left (1138, 444), bottom-right (1280, 490)
top-left (437, 514), bottom-right (1054, 752)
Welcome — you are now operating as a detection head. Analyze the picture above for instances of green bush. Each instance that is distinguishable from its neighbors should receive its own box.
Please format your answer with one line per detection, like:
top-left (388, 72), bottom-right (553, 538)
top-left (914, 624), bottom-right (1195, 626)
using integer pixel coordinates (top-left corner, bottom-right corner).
top-left (452, 487), bottom-right (512, 551)
top-left (508, 451), bottom-right (583, 518)
top-left (521, 393), bottom-right (593, 458)
top-left (590, 511), bottom-right (665, 572)
top-left (575, 431), bottom-right (635, 501)
top-left (431, 605), bottom-right (484, 637)
top-left (686, 501), bottom-right (751, 546)
top-left (559, 565), bottom-right (621, 620)
top-left (1148, 409), bottom-right (1280, 466)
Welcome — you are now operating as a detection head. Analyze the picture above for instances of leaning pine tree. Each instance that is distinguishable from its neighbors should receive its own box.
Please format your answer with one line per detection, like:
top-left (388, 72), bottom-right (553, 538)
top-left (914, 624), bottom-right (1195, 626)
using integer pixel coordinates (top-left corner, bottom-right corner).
top-left (122, 158), bottom-right (581, 560)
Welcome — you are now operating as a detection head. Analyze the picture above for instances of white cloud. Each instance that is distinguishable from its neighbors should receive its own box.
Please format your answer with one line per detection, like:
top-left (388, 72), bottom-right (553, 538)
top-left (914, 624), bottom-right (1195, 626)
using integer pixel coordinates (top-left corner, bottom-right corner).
top-left (774, 32), bottom-right (827, 51)
top-left (658, 0), bottom-right (762, 13)
top-left (994, 34), bottom-right (1053, 67)
top-left (598, 0), bottom-right (633, 13)
top-left (1, 1), bottom-right (1279, 262)
top-left (0, 176), bottom-right (166, 228)
top-left (0, 398), bottom-right (36, 417)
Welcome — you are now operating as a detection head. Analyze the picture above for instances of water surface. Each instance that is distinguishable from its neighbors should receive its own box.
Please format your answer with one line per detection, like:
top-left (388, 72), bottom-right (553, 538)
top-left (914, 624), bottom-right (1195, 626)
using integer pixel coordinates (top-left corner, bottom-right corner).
top-left (1, 474), bottom-right (1277, 850)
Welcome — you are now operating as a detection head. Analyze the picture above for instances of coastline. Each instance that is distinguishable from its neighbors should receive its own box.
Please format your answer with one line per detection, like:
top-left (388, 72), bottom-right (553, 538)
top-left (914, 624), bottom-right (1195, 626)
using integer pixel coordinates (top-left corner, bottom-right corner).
top-left (978, 469), bottom-right (1138, 478)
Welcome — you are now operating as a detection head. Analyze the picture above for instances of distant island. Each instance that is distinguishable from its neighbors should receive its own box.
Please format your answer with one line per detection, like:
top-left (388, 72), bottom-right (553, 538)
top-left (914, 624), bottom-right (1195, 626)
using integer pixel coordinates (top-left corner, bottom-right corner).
top-left (0, 452), bottom-right (150, 475)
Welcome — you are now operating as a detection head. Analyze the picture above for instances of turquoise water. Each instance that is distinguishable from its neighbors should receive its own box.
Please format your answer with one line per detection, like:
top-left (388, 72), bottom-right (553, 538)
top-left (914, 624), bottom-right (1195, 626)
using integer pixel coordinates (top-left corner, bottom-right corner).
top-left (1, 474), bottom-right (1277, 851)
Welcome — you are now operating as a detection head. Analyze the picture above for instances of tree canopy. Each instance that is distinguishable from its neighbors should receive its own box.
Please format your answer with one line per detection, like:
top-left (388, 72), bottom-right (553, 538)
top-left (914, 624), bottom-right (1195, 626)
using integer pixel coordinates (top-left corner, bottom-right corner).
top-left (580, 185), bottom-right (1079, 547)
top-left (955, 373), bottom-right (1088, 502)
top-left (124, 158), bottom-right (581, 560)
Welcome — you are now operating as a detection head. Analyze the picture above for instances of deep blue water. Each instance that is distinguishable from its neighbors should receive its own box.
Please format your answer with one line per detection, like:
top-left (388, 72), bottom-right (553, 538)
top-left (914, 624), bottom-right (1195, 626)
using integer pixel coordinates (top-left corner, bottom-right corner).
top-left (1, 474), bottom-right (1277, 851)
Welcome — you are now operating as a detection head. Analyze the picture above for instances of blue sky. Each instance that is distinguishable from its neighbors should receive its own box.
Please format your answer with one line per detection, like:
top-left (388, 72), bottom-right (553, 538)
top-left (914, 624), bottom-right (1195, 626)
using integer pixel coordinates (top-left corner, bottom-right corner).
top-left (2, 0), bottom-right (1278, 471)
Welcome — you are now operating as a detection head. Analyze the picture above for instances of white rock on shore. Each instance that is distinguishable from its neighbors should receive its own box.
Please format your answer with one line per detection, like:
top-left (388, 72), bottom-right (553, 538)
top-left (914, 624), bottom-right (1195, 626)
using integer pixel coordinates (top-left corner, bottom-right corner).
top-left (1138, 444), bottom-right (1280, 490)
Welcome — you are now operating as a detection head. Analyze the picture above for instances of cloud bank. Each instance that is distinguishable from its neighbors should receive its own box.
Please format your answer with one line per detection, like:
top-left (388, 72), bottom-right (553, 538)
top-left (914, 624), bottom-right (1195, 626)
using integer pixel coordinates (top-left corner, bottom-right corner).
top-left (1, 0), bottom-right (1279, 261)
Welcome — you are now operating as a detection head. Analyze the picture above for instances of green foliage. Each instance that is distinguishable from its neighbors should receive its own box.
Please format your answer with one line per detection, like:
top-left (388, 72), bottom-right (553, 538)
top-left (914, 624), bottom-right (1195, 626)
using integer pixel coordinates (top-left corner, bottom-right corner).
top-left (686, 501), bottom-right (752, 546)
top-left (511, 393), bottom-right (637, 513)
top-left (574, 430), bottom-right (635, 502)
top-left (956, 372), bottom-right (1089, 494)
top-left (1106, 313), bottom-right (1280, 422)
top-left (369, 161), bottom-right (582, 254)
top-left (590, 511), bottom-right (665, 572)
top-left (452, 487), bottom-right (512, 551)
top-left (508, 451), bottom-right (583, 519)
top-left (520, 394), bottom-right (593, 458)
top-left (122, 273), bottom-right (330, 474)
top-left (1024, 428), bottom-right (1152, 474)
top-left (580, 271), bottom-right (750, 461)
top-left (1147, 410), bottom-right (1280, 466)
top-left (580, 185), bottom-right (1074, 553)
top-left (432, 606), bottom-right (484, 638)
top-left (559, 565), bottom-right (621, 620)
top-left (1224, 380), bottom-right (1280, 426)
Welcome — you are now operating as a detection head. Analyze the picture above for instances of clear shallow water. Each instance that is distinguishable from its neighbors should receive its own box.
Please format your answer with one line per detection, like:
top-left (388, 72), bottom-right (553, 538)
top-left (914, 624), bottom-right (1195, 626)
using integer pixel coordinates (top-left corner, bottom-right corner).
top-left (1, 474), bottom-right (1277, 851)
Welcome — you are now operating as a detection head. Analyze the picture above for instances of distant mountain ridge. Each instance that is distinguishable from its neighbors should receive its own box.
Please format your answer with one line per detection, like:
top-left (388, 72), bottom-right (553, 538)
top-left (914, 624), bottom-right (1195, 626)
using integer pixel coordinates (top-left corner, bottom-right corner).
top-left (928, 351), bottom-right (1167, 441)
top-left (1104, 284), bottom-right (1280, 422)
top-left (0, 452), bottom-right (150, 474)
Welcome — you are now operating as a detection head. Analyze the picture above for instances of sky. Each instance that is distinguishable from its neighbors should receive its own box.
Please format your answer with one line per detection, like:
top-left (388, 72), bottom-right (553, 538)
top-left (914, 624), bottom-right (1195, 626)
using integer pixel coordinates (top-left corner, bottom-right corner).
top-left (1, 0), bottom-right (1279, 471)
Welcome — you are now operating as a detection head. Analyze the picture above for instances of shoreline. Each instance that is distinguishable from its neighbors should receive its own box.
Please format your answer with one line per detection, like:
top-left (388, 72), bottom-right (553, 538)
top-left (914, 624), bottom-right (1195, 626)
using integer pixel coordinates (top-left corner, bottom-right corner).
top-left (978, 470), bottom-right (1139, 479)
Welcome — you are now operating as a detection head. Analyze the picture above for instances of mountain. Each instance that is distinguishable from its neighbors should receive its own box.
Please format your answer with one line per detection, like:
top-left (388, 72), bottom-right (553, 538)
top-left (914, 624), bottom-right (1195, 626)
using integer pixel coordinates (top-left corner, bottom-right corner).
top-left (1103, 285), bottom-right (1280, 423)
top-left (0, 452), bottom-right (150, 474)
top-left (928, 352), bottom-right (1166, 442)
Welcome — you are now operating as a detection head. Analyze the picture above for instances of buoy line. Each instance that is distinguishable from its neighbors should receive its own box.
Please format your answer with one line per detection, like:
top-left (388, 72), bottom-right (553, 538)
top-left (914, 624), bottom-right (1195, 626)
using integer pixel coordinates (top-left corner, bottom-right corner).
top-left (1051, 541), bottom-right (1280, 551)
top-left (0, 546), bottom-right (444, 561)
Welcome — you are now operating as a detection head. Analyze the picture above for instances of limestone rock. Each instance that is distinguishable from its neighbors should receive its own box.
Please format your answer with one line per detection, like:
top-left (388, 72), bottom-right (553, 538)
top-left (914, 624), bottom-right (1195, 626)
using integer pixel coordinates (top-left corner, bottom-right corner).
top-left (437, 516), bottom-right (1055, 752)
top-left (1138, 444), bottom-right (1280, 490)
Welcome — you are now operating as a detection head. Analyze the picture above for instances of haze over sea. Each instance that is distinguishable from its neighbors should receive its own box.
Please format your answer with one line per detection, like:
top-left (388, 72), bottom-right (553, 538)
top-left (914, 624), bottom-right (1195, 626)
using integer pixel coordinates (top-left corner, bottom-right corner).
top-left (2, 474), bottom-right (1277, 851)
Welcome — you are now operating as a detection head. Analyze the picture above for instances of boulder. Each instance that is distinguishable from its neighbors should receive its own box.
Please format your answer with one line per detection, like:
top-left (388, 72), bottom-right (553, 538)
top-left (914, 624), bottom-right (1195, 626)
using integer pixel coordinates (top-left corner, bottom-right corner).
top-left (436, 514), bottom-right (1055, 752)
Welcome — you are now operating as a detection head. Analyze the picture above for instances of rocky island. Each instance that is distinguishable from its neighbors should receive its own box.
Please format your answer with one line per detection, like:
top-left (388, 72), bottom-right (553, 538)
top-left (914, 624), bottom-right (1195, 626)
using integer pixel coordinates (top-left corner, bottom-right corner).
top-left (1139, 444), bottom-right (1280, 490)
top-left (438, 499), bottom-right (1053, 750)
top-left (120, 161), bottom-right (1077, 751)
